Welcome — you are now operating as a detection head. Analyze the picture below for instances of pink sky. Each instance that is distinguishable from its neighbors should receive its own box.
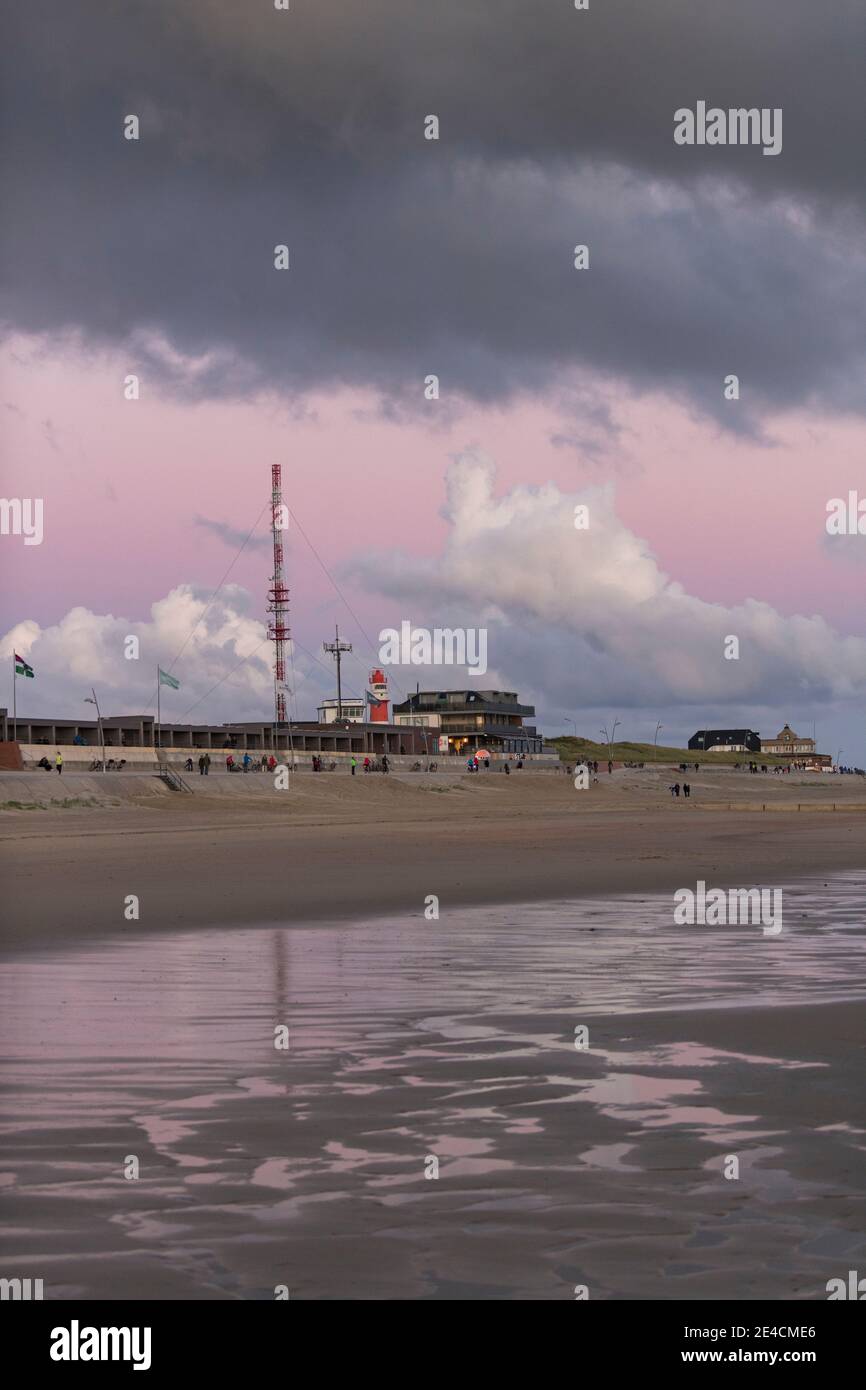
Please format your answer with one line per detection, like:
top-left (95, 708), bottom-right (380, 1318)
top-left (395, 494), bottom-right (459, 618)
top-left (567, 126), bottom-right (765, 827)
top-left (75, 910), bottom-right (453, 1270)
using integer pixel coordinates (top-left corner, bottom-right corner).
top-left (4, 335), bottom-right (865, 649)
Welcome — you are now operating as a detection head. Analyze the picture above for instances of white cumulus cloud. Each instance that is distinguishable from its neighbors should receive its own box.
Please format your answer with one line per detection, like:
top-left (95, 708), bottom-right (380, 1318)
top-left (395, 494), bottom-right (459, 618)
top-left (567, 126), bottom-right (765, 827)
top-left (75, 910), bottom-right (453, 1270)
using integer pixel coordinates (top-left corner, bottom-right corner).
top-left (347, 450), bottom-right (866, 720)
top-left (1, 584), bottom-right (325, 724)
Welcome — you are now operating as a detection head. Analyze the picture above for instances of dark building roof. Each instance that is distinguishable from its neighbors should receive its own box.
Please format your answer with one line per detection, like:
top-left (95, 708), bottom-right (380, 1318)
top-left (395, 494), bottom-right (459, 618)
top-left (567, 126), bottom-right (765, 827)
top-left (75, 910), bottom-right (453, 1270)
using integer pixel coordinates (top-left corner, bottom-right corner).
top-left (688, 728), bottom-right (761, 752)
top-left (392, 690), bottom-right (536, 718)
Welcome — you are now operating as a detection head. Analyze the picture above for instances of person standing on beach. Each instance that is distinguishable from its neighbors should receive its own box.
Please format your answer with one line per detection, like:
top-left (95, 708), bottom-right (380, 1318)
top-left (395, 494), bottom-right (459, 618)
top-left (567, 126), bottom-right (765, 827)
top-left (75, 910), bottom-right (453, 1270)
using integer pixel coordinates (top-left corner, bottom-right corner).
top-left (202, 752), bottom-right (210, 776)
top-left (55, 750), bottom-right (63, 775)
top-left (198, 754), bottom-right (206, 775)
top-left (683, 782), bottom-right (690, 798)
top-left (382, 754), bottom-right (389, 773)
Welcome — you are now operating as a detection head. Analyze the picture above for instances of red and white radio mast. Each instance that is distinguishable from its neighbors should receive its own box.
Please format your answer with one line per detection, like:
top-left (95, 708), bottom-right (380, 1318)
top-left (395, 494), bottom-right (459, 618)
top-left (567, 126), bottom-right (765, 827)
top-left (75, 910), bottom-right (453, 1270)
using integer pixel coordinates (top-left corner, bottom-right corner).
top-left (267, 464), bottom-right (290, 729)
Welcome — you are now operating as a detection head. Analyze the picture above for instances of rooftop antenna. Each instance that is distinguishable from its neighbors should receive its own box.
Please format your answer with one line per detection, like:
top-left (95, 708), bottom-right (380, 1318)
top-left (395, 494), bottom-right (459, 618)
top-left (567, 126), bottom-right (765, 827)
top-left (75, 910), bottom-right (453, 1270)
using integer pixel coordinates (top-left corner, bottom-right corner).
top-left (323, 624), bottom-right (352, 721)
top-left (267, 464), bottom-right (291, 737)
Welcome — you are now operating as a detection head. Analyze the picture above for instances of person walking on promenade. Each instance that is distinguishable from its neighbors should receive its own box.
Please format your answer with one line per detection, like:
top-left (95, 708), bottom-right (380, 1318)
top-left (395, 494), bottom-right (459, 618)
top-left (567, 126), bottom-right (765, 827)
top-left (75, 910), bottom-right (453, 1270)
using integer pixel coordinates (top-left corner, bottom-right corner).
top-left (351, 756), bottom-right (357, 775)
top-left (198, 754), bottom-right (206, 775)
top-left (55, 750), bottom-right (63, 775)
top-left (683, 782), bottom-right (690, 798)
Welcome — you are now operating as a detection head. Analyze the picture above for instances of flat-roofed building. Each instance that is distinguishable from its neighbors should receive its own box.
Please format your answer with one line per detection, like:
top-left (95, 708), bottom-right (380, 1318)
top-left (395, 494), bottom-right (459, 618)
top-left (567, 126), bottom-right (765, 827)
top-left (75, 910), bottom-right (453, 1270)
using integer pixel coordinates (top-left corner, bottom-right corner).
top-left (391, 689), bottom-right (551, 756)
top-left (316, 697), bottom-right (366, 724)
top-left (0, 708), bottom-right (426, 760)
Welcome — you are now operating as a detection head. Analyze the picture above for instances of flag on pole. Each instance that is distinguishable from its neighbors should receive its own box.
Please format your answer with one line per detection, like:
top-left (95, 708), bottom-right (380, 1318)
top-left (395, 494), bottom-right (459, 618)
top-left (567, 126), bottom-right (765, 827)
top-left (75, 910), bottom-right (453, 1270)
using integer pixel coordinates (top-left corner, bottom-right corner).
top-left (14, 653), bottom-right (34, 678)
top-left (158, 667), bottom-right (180, 690)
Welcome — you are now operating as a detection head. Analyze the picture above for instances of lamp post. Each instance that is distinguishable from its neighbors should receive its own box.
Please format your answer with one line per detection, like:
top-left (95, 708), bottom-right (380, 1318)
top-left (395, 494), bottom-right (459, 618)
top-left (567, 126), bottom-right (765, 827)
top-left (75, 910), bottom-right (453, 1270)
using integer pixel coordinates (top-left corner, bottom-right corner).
top-left (564, 717), bottom-right (577, 739)
top-left (600, 719), bottom-right (620, 770)
top-left (836, 748), bottom-right (843, 771)
top-left (653, 721), bottom-right (663, 762)
top-left (84, 690), bottom-right (105, 772)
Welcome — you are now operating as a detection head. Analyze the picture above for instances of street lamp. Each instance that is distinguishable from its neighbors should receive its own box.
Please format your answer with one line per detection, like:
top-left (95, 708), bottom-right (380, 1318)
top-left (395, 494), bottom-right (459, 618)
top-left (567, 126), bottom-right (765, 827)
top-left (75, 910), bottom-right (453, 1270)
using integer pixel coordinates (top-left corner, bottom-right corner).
top-left (600, 719), bottom-right (620, 770)
top-left (653, 721), bottom-right (663, 762)
top-left (564, 717), bottom-right (577, 739)
top-left (836, 748), bottom-right (843, 771)
top-left (84, 689), bottom-right (105, 771)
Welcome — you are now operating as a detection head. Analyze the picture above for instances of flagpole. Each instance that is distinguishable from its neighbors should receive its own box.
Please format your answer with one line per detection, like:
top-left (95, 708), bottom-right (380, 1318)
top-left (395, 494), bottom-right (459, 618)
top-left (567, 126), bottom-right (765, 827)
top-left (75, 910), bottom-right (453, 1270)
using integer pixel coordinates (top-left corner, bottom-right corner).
top-left (12, 654), bottom-right (16, 742)
top-left (157, 665), bottom-right (160, 752)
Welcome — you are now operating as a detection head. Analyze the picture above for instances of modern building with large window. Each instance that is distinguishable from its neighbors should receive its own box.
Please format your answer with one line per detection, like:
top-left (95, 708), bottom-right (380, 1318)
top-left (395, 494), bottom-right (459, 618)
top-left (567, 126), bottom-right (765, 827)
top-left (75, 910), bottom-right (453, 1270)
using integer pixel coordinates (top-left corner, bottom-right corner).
top-left (391, 689), bottom-right (552, 756)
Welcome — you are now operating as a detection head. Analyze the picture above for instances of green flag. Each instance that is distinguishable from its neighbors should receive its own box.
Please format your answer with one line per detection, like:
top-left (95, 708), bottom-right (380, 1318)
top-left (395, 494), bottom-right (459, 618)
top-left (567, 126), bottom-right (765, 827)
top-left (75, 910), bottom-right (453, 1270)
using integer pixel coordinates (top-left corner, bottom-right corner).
top-left (14, 653), bottom-right (34, 678)
top-left (158, 667), bottom-right (180, 690)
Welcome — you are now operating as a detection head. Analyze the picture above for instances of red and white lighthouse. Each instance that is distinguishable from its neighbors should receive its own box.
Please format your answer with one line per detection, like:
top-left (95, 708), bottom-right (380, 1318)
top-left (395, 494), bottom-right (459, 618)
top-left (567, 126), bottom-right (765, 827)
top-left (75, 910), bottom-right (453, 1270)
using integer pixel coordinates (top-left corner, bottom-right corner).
top-left (366, 668), bottom-right (389, 723)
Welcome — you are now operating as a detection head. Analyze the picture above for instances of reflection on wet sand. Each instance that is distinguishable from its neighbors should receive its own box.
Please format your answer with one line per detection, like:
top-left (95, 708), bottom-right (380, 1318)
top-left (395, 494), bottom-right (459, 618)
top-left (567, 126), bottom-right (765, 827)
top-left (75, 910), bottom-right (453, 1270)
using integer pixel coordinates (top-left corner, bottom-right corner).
top-left (1, 874), bottom-right (865, 1299)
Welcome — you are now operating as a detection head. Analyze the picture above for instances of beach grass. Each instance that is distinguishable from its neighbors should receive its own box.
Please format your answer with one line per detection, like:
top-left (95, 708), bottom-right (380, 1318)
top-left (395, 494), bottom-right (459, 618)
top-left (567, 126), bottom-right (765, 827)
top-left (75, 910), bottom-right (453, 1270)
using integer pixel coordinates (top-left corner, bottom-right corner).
top-left (549, 735), bottom-right (789, 766)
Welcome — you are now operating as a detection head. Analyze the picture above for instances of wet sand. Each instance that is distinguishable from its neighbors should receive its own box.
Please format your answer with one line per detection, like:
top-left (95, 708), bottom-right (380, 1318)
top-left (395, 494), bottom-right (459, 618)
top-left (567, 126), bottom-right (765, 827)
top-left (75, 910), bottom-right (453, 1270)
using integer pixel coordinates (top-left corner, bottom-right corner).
top-left (2, 775), bottom-right (864, 1299)
top-left (1, 883), bottom-right (865, 1300)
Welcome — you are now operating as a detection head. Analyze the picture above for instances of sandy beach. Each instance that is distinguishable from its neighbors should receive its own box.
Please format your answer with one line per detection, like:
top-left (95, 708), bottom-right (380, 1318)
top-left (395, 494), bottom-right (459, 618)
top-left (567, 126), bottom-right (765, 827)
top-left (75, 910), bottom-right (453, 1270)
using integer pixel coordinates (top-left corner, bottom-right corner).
top-left (2, 764), bottom-right (865, 952)
top-left (1, 767), bottom-right (865, 1299)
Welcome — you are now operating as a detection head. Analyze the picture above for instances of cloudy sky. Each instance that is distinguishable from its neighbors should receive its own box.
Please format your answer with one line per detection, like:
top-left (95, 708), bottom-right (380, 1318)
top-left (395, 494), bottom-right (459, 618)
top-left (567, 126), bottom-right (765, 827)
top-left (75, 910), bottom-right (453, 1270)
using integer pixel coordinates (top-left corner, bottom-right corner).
top-left (2, 1), bottom-right (865, 758)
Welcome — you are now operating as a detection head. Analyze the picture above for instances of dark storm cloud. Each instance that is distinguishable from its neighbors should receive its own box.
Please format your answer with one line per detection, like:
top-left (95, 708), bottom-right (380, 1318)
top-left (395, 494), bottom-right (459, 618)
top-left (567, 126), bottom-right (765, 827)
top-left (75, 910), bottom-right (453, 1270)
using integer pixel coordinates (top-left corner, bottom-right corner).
top-left (2, 1), bottom-right (865, 421)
